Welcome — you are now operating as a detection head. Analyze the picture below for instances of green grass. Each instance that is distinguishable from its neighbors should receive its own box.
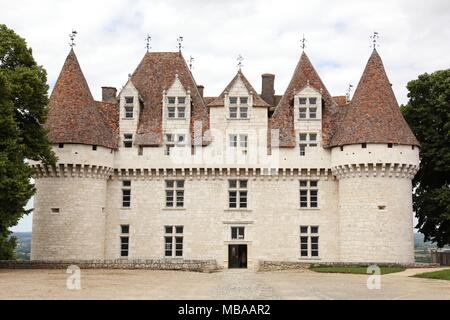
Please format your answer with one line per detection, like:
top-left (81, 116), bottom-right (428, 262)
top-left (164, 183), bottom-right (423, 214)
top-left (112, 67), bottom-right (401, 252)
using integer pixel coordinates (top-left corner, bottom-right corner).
top-left (310, 265), bottom-right (406, 275)
top-left (414, 269), bottom-right (450, 281)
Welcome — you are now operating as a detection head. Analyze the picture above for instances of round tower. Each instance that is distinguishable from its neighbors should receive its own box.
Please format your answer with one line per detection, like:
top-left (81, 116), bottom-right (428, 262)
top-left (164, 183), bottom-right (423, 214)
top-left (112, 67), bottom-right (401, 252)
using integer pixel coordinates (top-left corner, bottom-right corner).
top-left (31, 49), bottom-right (117, 261)
top-left (330, 49), bottom-right (420, 264)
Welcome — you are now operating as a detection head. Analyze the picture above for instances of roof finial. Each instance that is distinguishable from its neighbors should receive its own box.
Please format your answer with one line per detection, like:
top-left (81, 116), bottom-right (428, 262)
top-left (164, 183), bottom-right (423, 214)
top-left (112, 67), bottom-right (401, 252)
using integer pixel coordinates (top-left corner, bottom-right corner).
top-left (177, 36), bottom-right (184, 53)
top-left (188, 56), bottom-right (194, 70)
top-left (146, 34), bottom-right (152, 52)
top-left (69, 30), bottom-right (77, 48)
top-left (346, 84), bottom-right (354, 102)
top-left (370, 31), bottom-right (379, 49)
top-left (300, 34), bottom-right (307, 51)
top-left (237, 54), bottom-right (244, 70)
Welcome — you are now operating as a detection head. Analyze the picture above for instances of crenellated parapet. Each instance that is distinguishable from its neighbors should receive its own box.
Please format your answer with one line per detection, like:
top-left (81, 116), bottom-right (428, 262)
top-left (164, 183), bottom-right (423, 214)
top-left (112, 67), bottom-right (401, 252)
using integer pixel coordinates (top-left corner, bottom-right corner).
top-left (32, 163), bottom-right (113, 179)
top-left (331, 163), bottom-right (419, 180)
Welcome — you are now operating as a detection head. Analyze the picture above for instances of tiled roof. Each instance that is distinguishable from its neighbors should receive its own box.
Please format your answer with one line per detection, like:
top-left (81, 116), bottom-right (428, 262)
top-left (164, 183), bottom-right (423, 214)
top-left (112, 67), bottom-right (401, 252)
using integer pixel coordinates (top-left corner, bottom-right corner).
top-left (207, 70), bottom-right (270, 108)
top-left (270, 52), bottom-right (336, 147)
top-left (45, 49), bottom-right (118, 149)
top-left (130, 52), bottom-right (210, 146)
top-left (333, 96), bottom-right (348, 106)
top-left (329, 49), bottom-right (419, 147)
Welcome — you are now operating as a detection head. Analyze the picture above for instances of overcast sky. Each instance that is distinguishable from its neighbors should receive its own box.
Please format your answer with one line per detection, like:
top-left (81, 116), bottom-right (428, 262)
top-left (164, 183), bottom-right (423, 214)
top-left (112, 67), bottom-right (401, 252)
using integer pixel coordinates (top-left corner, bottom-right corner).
top-left (3, 0), bottom-right (449, 232)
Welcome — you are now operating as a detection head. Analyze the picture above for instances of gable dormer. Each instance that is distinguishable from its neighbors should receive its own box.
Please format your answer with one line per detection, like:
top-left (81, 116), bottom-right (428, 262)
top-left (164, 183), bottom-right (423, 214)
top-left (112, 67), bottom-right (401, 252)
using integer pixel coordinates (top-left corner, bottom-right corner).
top-left (117, 79), bottom-right (142, 151)
top-left (163, 74), bottom-right (191, 121)
top-left (119, 79), bottom-right (140, 121)
top-left (294, 84), bottom-right (322, 122)
top-left (224, 77), bottom-right (253, 120)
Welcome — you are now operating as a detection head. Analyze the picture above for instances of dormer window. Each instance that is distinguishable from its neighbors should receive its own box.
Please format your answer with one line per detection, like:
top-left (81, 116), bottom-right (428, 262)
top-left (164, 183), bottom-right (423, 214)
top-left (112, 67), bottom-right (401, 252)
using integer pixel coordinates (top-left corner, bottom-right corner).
top-left (125, 97), bottom-right (134, 104)
top-left (228, 96), bottom-right (249, 119)
top-left (298, 97), bottom-right (320, 120)
top-left (168, 97), bottom-right (176, 104)
top-left (125, 106), bottom-right (134, 118)
top-left (166, 96), bottom-right (186, 119)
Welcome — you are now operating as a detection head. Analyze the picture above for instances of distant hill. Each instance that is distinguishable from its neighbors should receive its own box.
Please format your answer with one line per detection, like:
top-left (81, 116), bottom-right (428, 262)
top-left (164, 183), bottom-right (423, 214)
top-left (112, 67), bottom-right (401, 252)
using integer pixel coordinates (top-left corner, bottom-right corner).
top-left (13, 232), bottom-right (31, 260)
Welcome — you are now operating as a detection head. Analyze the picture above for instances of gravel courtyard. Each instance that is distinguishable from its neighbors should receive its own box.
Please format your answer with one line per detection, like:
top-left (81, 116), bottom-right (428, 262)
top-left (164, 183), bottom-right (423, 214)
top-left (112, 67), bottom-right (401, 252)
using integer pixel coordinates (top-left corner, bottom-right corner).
top-left (0, 268), bottom-right (449, 300)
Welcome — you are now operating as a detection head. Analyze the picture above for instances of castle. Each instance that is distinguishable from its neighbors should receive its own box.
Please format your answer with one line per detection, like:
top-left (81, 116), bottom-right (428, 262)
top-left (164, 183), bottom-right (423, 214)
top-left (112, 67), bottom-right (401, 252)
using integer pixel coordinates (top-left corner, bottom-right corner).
top-left (30, 44), bottom-right (420, 269)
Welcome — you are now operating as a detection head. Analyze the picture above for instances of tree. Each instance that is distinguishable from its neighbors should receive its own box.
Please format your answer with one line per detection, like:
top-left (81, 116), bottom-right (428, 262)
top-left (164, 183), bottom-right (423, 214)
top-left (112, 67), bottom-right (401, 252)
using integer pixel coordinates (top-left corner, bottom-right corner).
top-left (401, 69), bottom-right (450, 247)
top-left (0, 24), bottom-right (55, 259)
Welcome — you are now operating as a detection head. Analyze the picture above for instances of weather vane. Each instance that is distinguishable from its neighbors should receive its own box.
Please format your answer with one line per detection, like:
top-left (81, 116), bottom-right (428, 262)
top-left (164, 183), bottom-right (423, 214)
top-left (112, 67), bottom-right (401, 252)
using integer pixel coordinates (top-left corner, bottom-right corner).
top-left (188, 56), bottom-right (194, 70)
top-left (300, 34), bottom-right (307, 51)
top-left (177, 36), bottom-right (184, 52)
top-left (146, 34), bottom-right (152, 52)
top-left (370, 31), bottom-right (379, 49)
top-left (69, 30), bottom-right (78, 48)
top-left (346, 84), bottom-right (354, 102)
top-left (237, 54), bottom-right (244, 69)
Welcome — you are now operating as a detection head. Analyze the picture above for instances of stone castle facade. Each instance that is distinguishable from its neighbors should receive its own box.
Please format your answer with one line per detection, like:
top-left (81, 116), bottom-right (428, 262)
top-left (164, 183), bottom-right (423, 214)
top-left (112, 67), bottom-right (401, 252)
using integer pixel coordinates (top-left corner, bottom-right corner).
top-left (30, 45), bottom-right (420, 269)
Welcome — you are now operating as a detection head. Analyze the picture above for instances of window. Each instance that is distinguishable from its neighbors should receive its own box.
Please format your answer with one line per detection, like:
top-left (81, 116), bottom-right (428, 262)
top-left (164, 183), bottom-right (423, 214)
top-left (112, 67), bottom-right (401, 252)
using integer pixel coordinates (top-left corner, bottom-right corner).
top-left (178, 97), bottom-right (186, 105)
top-left (50, 208), bottom-right (60, 214)
top-left (362, 143), bottom-right (367, 149)
top-left (120, 225), bottom-right (130, 258)
top-left (122, 180), bottom-right (131, 208)
top-left (121, 225), bottom-right (129, 234)
top-left (228, 180), bottom-right (248, 209)
top-left (125, 106), bottom-right (134, 118)
top-left (229, 134), bottom-right (248, 149)
top-left (231, 227), bottom-right (245, 240)
top-left (299, 180), bottom-right (318, 208)
top-left (340, 146), bottom-right (344, 151)
top-left (299, 133), bottom-right (318, 156)
top-left (167, 107), bottom-right (176, 118)
top-left (239, 134), bottom-right (248, 148)
top-left (165, 180), bottom-right (184, 208)
top-left (168, 97), bottom-right (176, 104)
top-left (167, 96), bottom-right (187, 119)
top-left (300, 226), bottom-right (319, 258)
top-left (125, 97), bottom-right (134, 104)
top-left (123, 134), bottom-right (133, 148)
top-left (164, 133), bottom-right (186, 155)
top-left (229, 107), bottom-right (238, 119)
top-left (58, 143), bottom-right (64, 148)
top-left (165, 226), bottom-right (183, 257)
top-left (92, 145), bottom-right (97, 151)
top-left (388, 143), bottom-right (393, 148)
top-left (228, 96), bottom-right (249, 119)
top-left (298, 97), bottom-right (319, 120)
top-left (240, 106), bottom-right (248, 118)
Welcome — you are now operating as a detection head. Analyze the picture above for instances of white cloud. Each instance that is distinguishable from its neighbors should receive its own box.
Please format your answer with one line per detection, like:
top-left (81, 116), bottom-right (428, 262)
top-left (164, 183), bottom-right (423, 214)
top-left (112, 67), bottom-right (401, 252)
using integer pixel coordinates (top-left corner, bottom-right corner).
top-left (2, 0), bottom-right (448, 231)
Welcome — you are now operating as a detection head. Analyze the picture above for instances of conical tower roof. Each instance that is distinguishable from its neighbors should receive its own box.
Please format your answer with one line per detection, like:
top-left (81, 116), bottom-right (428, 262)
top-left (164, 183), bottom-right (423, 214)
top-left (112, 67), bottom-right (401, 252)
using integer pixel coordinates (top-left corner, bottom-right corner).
top-left (207, 69), bottom-right (269, 107)
top-left (46, 49), bottom-right (117, 148)
top-left (330, 49), bottom-right (419, 147)
top-left (270, 52), bottom-right (336, 147)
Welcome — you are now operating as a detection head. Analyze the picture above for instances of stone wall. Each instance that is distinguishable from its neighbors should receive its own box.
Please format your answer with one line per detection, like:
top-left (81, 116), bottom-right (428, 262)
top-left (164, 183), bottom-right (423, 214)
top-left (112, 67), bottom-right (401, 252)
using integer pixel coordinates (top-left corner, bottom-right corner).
top-left (0, 259), bottom-right (218, 273)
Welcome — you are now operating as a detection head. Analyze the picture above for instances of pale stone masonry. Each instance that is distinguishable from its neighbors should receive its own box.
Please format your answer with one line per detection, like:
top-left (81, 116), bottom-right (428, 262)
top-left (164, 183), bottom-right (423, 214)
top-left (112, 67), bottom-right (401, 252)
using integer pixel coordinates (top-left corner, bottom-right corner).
top-left (30, 46), bottom-right (420, 269)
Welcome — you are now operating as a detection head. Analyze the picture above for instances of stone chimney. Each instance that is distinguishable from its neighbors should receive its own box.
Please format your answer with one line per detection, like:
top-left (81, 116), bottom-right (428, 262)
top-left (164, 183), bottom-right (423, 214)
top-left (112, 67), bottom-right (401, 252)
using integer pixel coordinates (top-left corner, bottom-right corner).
top-left (261, 74), bottom-right (275, 106)
top-left (197, 85), bottom-right (204, 98)
top-left (102, 87), bottom-right (117, 103)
